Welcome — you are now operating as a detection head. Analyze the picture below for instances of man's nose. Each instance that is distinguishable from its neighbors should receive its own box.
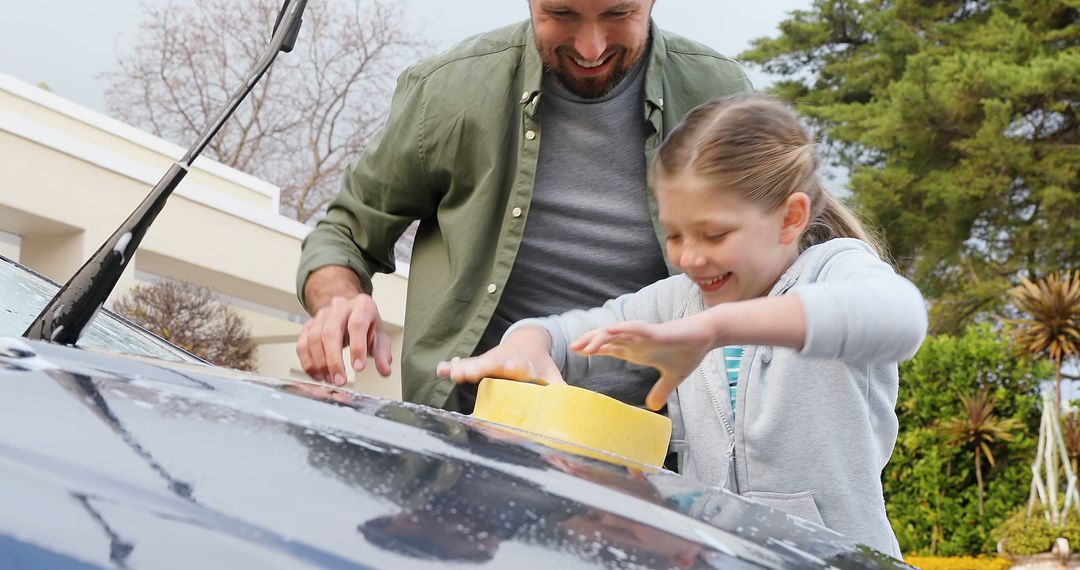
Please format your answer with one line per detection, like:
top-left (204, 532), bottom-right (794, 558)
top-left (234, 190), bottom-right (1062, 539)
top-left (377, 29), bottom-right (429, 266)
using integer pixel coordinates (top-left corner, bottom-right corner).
top-left (574, 23), bottom-right (608, 61)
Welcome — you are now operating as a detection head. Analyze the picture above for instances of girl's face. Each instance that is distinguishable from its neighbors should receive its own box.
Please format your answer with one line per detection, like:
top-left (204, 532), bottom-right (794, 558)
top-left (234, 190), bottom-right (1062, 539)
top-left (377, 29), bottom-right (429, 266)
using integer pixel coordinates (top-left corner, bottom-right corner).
top-left (657, 175), bottom-right (807, 308)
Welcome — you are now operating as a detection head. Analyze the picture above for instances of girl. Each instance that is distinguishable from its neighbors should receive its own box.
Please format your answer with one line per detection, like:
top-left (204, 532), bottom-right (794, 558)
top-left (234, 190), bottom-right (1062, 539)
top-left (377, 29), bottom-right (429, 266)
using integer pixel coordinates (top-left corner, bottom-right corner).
top-left (437, 95), bottom-right (926, 557)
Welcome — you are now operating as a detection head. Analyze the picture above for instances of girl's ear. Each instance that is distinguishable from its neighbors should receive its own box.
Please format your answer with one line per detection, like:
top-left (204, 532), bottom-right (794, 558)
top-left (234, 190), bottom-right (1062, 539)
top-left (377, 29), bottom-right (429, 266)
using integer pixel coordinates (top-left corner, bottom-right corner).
top-left (779, 192), bottom-right (811, 246)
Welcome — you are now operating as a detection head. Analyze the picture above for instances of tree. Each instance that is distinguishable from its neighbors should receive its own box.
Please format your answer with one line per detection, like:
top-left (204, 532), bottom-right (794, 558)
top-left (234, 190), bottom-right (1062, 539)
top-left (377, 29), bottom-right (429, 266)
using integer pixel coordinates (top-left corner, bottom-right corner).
top-left (1005, 271), bottom-right (1080, 407)
top-left (103, 0), bottom-right (423, 223)
top-left (113, 280), bottom-right (257, 370)
top-left (885, 324), bottom-right (1051, 555)
top-left (740, 1), bottom-right (1080, 333)
top-left (940, 388), bottom-right (1022, 517)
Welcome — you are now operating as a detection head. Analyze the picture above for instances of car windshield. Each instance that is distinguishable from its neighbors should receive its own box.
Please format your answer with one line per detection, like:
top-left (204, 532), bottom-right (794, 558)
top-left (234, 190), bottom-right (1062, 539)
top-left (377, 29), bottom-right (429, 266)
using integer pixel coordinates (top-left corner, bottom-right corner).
top-left (0, 255), bottom-right (196, 363)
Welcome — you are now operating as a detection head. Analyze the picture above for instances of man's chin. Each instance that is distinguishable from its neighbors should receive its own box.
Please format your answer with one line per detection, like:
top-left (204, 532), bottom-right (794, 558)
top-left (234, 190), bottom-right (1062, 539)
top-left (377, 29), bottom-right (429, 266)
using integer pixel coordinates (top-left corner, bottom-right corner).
top-left (551, 68), bottom-right (628, 99)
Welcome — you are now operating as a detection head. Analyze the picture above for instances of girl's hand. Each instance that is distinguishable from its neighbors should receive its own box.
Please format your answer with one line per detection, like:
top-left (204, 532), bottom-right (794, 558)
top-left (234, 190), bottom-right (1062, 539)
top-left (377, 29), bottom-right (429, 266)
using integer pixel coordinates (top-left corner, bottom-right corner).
top-left (436, 326), bottom-right (566, 387)
top-left (570, 316), bottom-right (717, 411)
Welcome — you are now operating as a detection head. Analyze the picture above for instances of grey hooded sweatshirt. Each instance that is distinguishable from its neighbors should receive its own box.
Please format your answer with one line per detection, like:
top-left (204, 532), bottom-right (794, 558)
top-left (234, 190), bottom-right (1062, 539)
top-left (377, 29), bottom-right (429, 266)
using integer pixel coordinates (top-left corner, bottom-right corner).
top-left (506, 238), bottom-right (927, 557)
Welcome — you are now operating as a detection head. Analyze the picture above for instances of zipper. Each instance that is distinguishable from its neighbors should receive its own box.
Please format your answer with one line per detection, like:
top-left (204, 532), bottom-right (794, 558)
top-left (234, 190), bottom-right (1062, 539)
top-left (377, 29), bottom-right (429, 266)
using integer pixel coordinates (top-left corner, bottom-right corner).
top-left (699, 359), bottom-right (738, 492)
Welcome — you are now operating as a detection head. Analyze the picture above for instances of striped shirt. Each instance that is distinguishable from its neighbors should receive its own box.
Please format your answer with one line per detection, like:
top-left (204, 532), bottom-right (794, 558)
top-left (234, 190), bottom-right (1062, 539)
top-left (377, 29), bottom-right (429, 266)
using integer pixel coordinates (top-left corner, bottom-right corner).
top-left (723, 346), bottom-right (744, 419)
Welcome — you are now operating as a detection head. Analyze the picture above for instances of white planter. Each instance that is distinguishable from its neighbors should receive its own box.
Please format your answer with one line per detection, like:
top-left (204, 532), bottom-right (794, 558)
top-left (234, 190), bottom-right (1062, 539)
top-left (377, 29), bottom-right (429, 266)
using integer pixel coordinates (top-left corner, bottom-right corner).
top-left (1004, 538), bottom-right (1080, 569)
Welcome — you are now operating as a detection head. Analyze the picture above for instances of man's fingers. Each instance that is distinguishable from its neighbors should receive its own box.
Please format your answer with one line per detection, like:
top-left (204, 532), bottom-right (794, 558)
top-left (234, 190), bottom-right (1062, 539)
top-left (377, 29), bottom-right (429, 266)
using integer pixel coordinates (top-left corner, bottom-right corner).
top-left (304, 318), bottom-right (330, 383)
top-left (295, 328), bottom-right (317, 378)
top-left (346, 301), bottom-right (375, 373)
top-left (322, 300), bottom-right (353, 386)
top-left (371, 327), bottom-right (393, 377)
top-left (296, 293), bottom-right (390, 387)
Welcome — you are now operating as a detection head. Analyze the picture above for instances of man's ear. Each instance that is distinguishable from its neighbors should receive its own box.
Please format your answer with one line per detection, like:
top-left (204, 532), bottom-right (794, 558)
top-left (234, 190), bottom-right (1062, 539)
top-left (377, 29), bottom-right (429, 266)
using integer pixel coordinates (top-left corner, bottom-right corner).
top-left (779, 192), bottom-right (811, 246)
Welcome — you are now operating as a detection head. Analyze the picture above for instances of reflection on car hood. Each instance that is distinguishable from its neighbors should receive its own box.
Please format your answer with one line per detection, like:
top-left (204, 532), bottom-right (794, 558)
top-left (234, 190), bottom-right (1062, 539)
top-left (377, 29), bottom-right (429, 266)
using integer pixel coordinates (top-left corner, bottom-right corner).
top-left (0, 338), bottom-right (911, 569)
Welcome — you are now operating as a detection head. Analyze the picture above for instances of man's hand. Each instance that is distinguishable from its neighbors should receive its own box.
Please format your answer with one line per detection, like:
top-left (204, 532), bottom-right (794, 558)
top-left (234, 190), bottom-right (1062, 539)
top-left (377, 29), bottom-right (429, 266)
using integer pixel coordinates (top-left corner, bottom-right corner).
top-left (436, 326), bottom-right (566, 387)
top-left (297, 266), bottom-right (392, 386)
top-left (570, 316), bottom-right (717, 411)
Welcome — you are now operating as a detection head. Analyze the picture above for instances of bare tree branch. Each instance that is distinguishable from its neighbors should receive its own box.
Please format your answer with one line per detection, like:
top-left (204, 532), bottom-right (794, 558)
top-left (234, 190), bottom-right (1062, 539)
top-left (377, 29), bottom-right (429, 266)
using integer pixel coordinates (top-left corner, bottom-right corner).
top-left (102, 0), bottom-right (425, 227)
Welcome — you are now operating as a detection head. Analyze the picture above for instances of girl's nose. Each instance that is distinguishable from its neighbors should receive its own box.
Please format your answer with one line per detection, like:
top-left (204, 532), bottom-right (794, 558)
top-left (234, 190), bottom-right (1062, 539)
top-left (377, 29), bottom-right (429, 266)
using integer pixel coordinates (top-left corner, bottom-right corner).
top-left (679, 244), bottom-right (707, 269)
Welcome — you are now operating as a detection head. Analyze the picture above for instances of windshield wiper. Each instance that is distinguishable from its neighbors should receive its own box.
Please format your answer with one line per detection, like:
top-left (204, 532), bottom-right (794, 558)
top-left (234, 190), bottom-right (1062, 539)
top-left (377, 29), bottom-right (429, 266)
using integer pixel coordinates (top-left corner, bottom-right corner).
top-left (24, 0), bottom-right (309, 345)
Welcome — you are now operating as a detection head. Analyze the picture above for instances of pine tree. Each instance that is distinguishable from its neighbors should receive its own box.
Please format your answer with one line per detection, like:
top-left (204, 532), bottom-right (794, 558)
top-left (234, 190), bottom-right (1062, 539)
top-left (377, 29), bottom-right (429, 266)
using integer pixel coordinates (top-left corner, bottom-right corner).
top-left (741, 1), bottom-right (1080, 332)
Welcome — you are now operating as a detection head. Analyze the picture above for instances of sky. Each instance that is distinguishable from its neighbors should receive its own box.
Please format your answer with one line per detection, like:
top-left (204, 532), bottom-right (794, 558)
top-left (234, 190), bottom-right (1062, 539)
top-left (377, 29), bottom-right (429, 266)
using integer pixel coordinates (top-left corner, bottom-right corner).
top-left (0, 1), bottom-right (810, 114)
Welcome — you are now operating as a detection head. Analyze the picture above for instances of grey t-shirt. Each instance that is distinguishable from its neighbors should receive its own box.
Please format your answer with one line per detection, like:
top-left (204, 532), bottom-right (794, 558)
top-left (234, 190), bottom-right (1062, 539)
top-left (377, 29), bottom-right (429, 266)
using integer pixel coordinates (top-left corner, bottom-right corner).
top-left (474, 58), bottom-right (669, 405)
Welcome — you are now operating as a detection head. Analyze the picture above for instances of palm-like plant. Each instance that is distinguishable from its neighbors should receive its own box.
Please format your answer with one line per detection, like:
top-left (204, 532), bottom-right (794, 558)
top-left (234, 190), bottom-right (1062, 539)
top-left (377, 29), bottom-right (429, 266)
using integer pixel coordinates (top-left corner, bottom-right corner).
top-left (1005, 271), bottom-right (1080, 408)
top-left (940, 388), bottom-right (1023, 516)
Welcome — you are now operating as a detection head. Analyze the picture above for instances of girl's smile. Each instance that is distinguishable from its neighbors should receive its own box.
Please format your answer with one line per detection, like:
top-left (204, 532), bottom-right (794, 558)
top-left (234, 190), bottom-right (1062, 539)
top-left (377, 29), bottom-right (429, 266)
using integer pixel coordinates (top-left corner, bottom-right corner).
top-left (692, 272), bottom-right (732, 293)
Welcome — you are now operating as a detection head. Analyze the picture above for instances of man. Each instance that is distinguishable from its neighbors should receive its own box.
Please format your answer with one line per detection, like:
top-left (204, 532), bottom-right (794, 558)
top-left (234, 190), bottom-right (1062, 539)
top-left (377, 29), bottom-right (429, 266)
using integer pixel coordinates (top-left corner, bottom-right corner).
top-left (296, 0), bottom-right (752, 412)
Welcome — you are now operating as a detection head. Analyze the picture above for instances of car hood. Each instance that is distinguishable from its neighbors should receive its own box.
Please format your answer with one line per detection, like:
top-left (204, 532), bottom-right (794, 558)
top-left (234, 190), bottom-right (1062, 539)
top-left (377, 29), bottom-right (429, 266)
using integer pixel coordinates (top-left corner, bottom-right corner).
top-left (0, 338), bottom-right (909, 569)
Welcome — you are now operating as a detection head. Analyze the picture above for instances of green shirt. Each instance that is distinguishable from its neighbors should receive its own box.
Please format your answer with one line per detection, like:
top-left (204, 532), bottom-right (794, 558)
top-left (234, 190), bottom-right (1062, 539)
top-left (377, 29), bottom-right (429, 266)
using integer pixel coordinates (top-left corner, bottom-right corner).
top-left (297, 20), bottom-right (752, 409)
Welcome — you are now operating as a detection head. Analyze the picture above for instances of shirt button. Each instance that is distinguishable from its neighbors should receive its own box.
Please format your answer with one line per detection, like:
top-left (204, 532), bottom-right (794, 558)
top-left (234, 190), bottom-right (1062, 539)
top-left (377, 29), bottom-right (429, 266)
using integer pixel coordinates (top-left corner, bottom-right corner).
top-left (520, 91), bottom-right (530, 102)
top-left (658, 97), bottom-right (664, 108)
top-left (525, 130), bottom-right (536, 141)
top-left (511, 207), bottom-right (523, 218)
top-left (487, 283), bottom-right (497, 294)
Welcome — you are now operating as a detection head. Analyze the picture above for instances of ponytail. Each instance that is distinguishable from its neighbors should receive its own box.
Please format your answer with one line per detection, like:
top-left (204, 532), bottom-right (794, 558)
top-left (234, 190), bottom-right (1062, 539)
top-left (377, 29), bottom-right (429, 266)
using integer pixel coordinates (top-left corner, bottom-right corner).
top-left (802, 184), bottom-right (886, 258)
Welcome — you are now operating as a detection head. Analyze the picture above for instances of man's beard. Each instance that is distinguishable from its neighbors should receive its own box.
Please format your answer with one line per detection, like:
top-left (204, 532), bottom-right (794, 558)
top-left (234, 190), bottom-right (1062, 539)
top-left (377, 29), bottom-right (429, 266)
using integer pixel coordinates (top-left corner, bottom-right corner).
top-left (548, 48), bottom-right (634, 99)
top-left (538, 39), bottom-right (648, 99)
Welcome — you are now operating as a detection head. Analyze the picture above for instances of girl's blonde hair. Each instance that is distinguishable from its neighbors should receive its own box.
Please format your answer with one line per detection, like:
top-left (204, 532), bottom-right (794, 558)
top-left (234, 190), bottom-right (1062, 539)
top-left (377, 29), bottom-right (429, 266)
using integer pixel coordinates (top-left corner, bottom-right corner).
top-left (651, 95), bottom-right (884, 255)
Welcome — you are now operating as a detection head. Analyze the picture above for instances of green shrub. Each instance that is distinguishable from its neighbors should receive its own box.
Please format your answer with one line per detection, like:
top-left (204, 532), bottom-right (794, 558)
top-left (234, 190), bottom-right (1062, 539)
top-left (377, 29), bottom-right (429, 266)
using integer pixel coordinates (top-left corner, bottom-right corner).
top-left (993, 506), bottom-right (1080, 556)
top-left (885, 324), bottom-right (1053, 555)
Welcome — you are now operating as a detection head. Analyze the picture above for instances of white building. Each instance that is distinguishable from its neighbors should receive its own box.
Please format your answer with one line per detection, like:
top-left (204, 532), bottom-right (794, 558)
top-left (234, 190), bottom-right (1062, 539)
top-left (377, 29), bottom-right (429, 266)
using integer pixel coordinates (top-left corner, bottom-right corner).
top-left (0, 72), bottom-right (406, 400)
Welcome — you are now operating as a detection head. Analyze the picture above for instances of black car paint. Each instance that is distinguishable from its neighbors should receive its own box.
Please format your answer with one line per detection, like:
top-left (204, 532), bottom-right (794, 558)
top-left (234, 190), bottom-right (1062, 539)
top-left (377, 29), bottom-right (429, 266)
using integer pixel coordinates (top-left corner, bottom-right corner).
top-left (0, 338), bottom-right (911, 569)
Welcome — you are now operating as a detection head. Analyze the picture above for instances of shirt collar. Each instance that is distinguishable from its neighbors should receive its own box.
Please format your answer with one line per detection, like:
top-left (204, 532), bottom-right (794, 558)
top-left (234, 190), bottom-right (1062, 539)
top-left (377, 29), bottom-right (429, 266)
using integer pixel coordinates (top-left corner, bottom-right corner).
top-left (521, 25), bottom-right (545, 116)
top-left (643, 19), bottom-right (666, 113)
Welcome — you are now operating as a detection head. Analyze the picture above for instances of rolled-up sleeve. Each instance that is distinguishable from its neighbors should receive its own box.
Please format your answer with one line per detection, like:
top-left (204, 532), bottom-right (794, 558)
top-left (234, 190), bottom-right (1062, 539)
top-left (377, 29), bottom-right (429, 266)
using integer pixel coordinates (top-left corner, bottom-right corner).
top-left (296, 67), bottom-right (437, 309)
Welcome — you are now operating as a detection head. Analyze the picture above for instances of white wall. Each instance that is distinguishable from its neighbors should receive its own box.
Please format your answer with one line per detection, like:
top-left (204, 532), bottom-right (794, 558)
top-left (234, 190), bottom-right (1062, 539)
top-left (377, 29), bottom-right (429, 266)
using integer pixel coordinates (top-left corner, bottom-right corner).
top-left (0, 73), bottom-right (408, 398)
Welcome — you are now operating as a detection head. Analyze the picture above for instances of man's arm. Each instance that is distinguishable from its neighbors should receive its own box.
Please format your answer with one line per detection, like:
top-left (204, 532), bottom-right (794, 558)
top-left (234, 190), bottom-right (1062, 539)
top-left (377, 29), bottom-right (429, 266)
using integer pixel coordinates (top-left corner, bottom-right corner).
top-left (295, 66), bottom-right (436, 387)
top-left (295, 66), bottom-right (434, 307)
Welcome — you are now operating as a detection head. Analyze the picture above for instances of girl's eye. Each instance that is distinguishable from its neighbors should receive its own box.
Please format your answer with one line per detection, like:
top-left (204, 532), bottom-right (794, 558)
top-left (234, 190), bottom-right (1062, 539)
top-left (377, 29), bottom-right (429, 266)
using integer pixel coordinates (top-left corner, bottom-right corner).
top-left (705, 232), bottom-right (728, 242)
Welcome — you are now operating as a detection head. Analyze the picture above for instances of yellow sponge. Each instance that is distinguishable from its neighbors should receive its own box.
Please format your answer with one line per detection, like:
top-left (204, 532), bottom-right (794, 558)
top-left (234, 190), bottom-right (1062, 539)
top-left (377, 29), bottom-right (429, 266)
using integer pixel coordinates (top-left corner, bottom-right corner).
top-left (471, 377), bottom-right (672, 468)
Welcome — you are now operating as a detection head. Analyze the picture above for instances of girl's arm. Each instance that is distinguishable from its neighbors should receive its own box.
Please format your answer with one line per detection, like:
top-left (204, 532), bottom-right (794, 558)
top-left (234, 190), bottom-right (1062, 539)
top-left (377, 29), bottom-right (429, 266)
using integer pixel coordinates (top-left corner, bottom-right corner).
top-left (572, 295), bottom-right (807, 410)
top-left (437, 276), bottom-right (693, 386)
top-left (574, 243), bottom-right (928, 410)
